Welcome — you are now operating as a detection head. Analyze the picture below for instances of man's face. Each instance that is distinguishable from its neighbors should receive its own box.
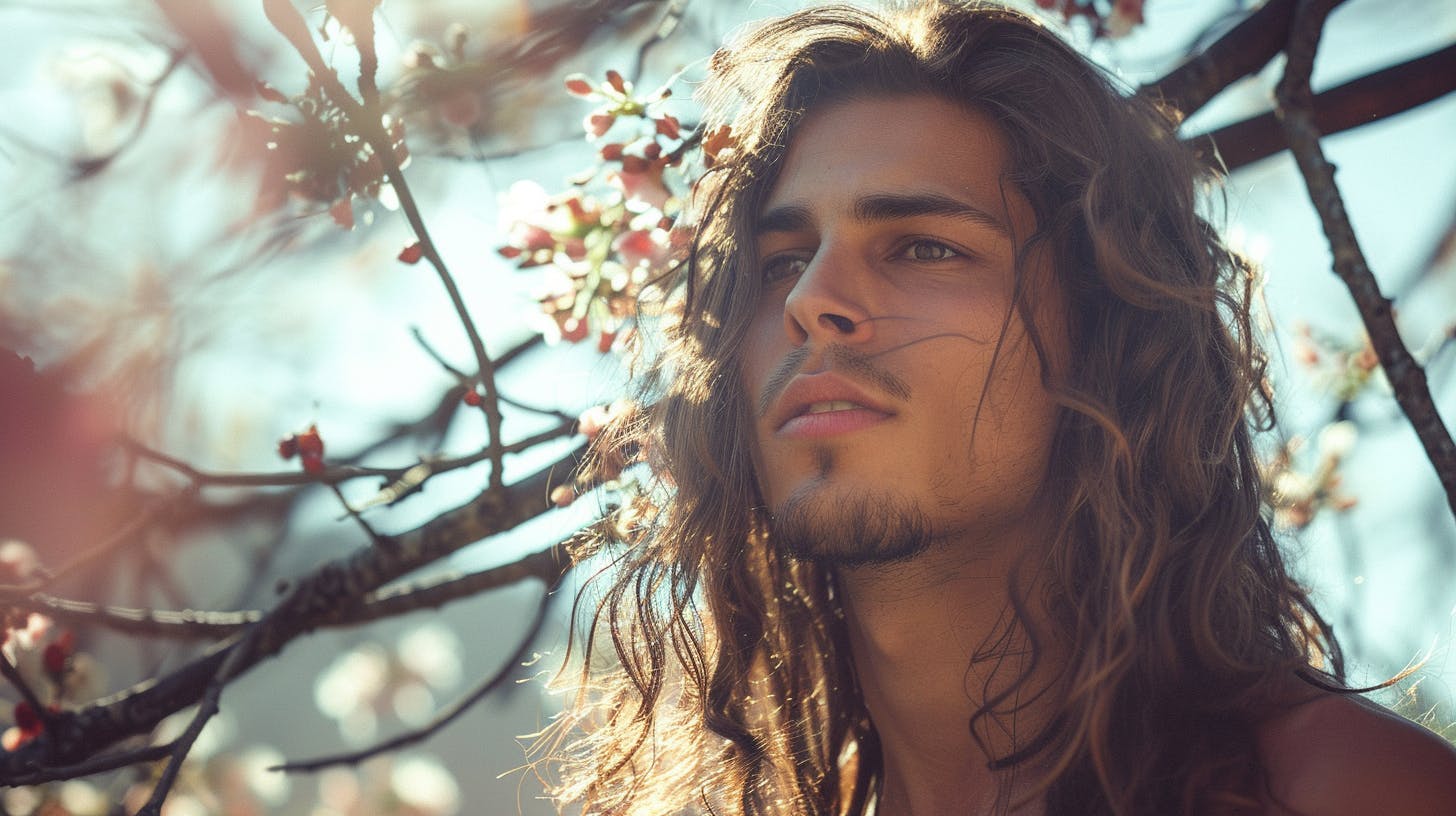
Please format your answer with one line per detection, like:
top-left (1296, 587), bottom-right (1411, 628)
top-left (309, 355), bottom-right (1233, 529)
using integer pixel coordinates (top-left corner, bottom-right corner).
top-left (740, 94), bottom-right (1065, 566)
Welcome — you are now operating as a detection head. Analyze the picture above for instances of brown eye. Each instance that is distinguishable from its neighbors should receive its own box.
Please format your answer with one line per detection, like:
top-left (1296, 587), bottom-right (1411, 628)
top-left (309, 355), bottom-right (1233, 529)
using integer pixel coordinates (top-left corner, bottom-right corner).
top-left (762, 254), bottom-right (809, 283)
top-left (903, 240), bottom-right (957, 261)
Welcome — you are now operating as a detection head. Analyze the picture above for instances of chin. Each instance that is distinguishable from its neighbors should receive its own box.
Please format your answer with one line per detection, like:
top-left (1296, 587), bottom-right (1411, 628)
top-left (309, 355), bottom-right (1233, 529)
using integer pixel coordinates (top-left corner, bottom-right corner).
top-left (769, 484), bottom-right (934, 568)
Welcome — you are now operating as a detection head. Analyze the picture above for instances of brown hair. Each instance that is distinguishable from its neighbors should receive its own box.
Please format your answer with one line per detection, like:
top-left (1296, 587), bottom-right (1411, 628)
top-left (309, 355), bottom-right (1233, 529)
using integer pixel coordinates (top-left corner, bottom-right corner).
top-left (543, 3), bottom-right (1343, 813)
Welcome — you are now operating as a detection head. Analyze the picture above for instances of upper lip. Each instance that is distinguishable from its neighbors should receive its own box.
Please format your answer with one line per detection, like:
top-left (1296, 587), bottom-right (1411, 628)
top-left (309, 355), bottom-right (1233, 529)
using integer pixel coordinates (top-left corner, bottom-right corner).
top-left (769, 372), bottom-right (898, 431)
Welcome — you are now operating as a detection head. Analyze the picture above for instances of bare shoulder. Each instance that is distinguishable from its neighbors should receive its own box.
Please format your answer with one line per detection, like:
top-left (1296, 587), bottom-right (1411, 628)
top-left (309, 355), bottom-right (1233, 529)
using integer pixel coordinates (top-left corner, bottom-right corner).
top-left (1256, 689), bottom-right (1456, 815)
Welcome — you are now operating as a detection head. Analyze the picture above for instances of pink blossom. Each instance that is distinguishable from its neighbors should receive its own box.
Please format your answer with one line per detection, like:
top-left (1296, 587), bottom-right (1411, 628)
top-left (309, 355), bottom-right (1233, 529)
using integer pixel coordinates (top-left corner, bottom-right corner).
top-left (610, 165), bottom-right (672, 211)
top-left (612, 228), bottom-right (668, 270)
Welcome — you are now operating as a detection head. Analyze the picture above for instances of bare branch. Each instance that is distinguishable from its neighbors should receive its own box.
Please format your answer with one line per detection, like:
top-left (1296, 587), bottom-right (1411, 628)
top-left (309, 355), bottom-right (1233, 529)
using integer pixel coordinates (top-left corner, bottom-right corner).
top-left (0, 445), bottom-right (584, 782)
top-left (17, 596), bottom-right (260, 640)
top-left (1139, 0), bottom-right (1300, 118)
top-left (355, 540), bottom-right (570, 624)
top-left (1274, 0), bottom-right (1456, 516)
top-left (1201, 43), bottom-right (1456, 172)
top-left (2, 742), bottom-right (173, 787)
top-left (273, 582), bottom-right (553, 773)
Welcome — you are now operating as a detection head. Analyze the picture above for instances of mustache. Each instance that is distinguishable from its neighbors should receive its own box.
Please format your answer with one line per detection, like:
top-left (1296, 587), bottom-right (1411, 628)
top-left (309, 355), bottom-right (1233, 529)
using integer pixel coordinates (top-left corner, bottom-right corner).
top-left (756, 343), bottom-right (913, 419)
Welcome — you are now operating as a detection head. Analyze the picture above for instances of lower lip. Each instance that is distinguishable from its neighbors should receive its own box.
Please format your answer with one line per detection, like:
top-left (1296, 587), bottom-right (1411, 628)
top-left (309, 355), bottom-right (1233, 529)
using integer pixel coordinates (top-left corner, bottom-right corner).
top-left (778, 408), bottom-right (892, 438)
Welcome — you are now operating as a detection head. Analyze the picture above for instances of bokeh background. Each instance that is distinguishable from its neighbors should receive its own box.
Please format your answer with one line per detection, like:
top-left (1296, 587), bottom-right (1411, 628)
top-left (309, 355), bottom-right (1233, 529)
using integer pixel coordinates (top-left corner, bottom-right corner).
top-left (1, 0), bottom-right (1453, 812)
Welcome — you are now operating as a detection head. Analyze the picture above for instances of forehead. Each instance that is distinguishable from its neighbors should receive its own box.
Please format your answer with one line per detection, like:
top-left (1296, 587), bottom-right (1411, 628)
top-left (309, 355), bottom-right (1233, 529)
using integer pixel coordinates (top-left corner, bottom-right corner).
top-left (761, 94), bottom-right (1019, 228)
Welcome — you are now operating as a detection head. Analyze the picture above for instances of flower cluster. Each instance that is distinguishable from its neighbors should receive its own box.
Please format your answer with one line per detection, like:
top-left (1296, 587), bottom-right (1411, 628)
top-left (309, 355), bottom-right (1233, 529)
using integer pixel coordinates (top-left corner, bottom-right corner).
top-left (243, 75), bottom-right (410, 228)
top-left (1, 542), bottom-right (102, 753)
top-left (1033, 0), bottom-right (1145, 38)
top-left (498, 69), bottom-right (697, 353)
top-left (1263, 422), bottom-right (1360, 530)
top-left (549, 400), bottom-right (642, 508)
top-left (1291, 322), bottom-right (1385, 403)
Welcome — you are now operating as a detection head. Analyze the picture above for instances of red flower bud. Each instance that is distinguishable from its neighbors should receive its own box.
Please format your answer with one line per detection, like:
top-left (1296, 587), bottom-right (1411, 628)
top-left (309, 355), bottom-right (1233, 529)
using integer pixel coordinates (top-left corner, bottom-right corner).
top-left (596, 330), bottom-right (617, 353)
top-left (605, 70), bottom-right (627, 94)
top-left (277, 435), bottom-right (298, 460)
top-left (296, 425), bottom-right (324, 458)
top-left (301, 453), bottom-right (325, 475)
top-left (642, 142), bottom-right (662, 161)
top-left (498, 245), bottom-right (522, 260)
top-left (398, 242), bottom-right (424, 264)
top-left (43, 642), bottom-right (68, 677)
top-left (13, 702), bottom-right (41, 737)
top-left (620, 155), bottom-right (649, 175)
top-left (462, 389), bottom-right (482, 407)
top-left (330, 198), bottom-right (354, 230)
top-left (560, 317), bottom-right (589, 343)
top-left (600, 143), bottom-right (625, 162)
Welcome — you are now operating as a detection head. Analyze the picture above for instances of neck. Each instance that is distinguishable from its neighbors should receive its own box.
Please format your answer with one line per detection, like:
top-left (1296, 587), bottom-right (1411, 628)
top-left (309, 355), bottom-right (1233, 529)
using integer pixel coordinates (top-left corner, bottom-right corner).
top-left (836, 538), bottom-right (1060, 816)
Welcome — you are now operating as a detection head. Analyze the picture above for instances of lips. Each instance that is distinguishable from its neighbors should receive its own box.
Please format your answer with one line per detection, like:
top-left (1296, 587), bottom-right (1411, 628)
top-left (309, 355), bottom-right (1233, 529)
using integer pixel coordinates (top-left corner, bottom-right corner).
top-left (770, 372), bottom-right (897, 436)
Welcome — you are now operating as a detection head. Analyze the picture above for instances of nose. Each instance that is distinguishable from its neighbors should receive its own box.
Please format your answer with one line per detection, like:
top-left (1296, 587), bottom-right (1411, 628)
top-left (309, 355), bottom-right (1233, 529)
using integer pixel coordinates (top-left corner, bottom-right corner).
top-left (782, 249), bottom-right (874, 347)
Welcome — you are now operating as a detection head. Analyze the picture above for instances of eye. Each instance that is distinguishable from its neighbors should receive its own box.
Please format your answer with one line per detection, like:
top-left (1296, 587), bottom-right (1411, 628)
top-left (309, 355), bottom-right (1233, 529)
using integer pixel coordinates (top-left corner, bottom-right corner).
top-left (761, 253), bottom-right (810, 284)
top-left (899, 239), bottom-right (960, 262)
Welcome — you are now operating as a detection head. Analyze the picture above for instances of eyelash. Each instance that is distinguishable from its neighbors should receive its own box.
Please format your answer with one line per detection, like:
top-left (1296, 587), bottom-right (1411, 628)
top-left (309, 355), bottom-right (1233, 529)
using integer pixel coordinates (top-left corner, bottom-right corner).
top-left (759, 238), bottom-right (963, 283)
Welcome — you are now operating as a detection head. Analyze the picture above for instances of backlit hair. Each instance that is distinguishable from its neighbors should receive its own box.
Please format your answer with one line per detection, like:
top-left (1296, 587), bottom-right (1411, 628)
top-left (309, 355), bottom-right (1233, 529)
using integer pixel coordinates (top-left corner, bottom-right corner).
top-left (543, 3), bottom-right (1343, 813)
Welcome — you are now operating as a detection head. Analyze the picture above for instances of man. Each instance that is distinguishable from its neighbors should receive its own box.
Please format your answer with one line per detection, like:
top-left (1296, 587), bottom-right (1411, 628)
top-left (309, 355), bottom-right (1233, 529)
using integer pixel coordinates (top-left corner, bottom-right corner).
top-left (547, 3), bottom-right (1456, 813)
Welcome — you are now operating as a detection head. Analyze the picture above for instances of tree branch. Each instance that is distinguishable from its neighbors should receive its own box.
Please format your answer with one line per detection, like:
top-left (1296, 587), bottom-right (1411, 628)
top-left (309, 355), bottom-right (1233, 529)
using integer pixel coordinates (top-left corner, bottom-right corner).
top-left (1275, 0), bottom-right (1456, 517)
top-left (1139, 0), bottom-right (1301, 117)
top-left (0, 444), bottom-right (583, 782)
top-left (1202, 43), bottom-right (1456, 172)
top-left (13, 540), bottom-right (570, 641)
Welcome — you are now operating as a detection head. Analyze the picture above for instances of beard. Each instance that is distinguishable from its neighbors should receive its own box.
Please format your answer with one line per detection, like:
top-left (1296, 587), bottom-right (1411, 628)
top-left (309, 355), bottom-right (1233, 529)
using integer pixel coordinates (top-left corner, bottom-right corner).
top-left (768, 483), bottom-right (935, 568)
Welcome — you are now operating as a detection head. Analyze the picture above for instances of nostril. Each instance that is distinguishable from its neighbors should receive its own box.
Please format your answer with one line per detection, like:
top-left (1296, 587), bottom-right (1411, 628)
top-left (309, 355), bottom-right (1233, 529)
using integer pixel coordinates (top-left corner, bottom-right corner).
top-left (820, 313), bottom-right (856, 333)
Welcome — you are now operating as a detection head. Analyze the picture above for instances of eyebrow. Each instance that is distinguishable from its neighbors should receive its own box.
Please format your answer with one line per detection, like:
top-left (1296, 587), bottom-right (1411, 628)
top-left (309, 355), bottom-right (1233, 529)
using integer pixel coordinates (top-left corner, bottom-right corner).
top-left (754, 192), bottom-right (1010, 238)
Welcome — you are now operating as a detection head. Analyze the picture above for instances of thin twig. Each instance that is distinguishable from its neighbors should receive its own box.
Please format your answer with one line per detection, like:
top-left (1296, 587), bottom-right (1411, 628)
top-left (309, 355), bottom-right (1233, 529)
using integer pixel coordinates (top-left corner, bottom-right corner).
top-left (121, 416), bottom-right (575, 488)
top-left (263, 0), bottom-right (508, 494)
top-left (410, 326), bottom-right (573, 421)
top-left (628, 0), bottom-right (689, 85)
top-left (272, 584), bottom-right (553, 773)
top-left (328, 483), bottom-right (391, 547)
top-left (135, 628), bottom-right (257, 815)
top-left (410, 326), bottom-right (469, 379)
top-left (1274, 0), bottom-right (1456, 517)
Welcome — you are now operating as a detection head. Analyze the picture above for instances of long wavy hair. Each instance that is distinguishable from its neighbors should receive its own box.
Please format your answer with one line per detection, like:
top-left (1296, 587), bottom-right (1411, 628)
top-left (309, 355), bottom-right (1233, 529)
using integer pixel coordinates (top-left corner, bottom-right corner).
top-left (543, 3), bottom-right (1344, 814)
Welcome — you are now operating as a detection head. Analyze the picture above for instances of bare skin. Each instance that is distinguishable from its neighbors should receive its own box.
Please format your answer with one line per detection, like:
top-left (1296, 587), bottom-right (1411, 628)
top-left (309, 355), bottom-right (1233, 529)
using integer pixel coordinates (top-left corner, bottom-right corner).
top-left (742, 94), bottom-right (1456, 815)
